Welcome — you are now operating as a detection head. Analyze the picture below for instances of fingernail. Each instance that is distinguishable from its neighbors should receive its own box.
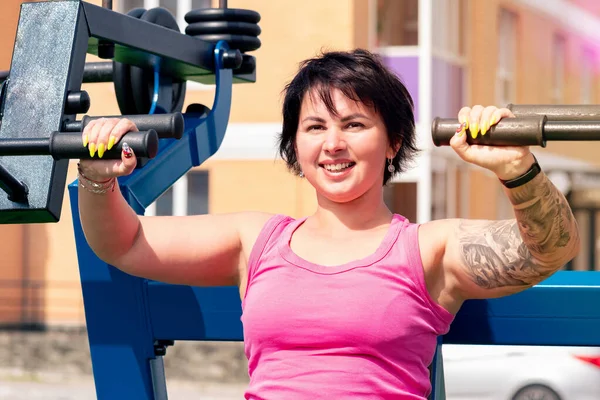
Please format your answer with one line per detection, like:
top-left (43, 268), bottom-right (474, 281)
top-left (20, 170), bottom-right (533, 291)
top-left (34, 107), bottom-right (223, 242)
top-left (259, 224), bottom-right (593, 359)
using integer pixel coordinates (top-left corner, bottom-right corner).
top-left (460, 117), bottom-right (469, 130)
top-left (122, 142), bottom-right (132, 158)
top-left (89, 143), bottom-right (96, 158)
top-left (456, 122), bottom-right (466, 136)
top-left (83, 134), bottom-right (88, 147)
top-left (98, 143), bottom-right (105, 159)
top-left (107, 136), bottom-right (115, 151)
top-left (470, 123), bottom-right (479, 139)
top-left (481, 121), bottom-right (488, 136)
top-left (490, 115), bottom-right (497, 126)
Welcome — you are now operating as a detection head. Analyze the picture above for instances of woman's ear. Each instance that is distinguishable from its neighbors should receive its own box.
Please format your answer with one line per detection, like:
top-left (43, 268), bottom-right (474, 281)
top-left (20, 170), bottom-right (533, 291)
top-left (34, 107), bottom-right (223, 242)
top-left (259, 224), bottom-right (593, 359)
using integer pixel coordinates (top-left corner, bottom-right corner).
top-left (387, 138), bottom-right (402, 159)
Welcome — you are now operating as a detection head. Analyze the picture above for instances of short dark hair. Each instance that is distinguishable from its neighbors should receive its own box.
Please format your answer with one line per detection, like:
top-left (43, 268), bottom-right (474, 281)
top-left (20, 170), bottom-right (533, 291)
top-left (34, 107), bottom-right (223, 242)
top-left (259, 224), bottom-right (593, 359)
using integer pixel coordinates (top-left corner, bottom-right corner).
top-left (277, 48), bottom-right (418, 185)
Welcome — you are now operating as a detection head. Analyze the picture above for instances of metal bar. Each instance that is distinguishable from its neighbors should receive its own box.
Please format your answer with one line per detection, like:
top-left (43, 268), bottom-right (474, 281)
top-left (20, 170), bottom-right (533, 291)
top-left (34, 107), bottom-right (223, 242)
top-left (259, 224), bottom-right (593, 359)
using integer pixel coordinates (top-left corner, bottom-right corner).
top-left (508, 104), bottom-right (600, 121)
top-left (1, 62), bottom-right (114, 85)
top-left (590, 209), bottom-right (596, 271)
top-left (82, 2), bottom-right (217, 82)
top-left (0, 138), bottom-right (49, 156)
top-left (432, 116), bottom-right (545, 147)
top-left (0, 131), bottom-right (157, 159)
top-left (149, 357), bottom-right (169, 400)
top-left (432, 118), bottom-right (600, 147)
top-left (0, 163), bottom-right (28, 203)
top-left (83, 62), bottom-right (113, 83)
top-left (544, 121), bottom-right (600, 140)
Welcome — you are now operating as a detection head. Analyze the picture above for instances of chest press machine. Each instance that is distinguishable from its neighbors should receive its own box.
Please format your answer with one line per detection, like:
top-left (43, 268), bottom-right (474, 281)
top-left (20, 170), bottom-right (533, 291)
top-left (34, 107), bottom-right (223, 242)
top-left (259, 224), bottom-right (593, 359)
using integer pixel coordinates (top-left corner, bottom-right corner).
top-left (0, 1), bottom-right (598, 399)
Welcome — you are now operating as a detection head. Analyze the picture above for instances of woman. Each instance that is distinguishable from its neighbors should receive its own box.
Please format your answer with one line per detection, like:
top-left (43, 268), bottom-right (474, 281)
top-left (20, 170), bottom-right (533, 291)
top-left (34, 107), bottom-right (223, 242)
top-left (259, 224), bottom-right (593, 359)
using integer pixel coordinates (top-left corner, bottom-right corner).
top-left (77, 49), bottom-right (580, 399)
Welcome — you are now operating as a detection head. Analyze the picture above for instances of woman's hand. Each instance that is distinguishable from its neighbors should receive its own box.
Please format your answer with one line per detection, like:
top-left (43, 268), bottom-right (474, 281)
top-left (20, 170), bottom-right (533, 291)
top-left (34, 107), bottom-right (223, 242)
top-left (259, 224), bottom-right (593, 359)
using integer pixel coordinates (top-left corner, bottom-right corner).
top-left (79, 118), bottom-right (139, 181)
top-left (449, 105), bottom-right (536, 180)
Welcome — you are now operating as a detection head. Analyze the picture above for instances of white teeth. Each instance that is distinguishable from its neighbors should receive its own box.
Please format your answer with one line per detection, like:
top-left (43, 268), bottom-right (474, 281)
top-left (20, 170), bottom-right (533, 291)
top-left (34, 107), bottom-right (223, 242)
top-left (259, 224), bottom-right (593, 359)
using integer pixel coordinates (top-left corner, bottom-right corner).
top-left (323, 162), bottom-right (352, 171)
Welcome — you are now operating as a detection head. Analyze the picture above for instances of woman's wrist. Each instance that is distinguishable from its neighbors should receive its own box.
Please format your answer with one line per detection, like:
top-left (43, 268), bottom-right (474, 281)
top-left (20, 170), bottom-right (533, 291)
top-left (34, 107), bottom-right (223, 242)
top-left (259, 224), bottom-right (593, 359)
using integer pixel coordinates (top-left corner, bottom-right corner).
top-left (497, 154), bottom-right (541, 189)
top-left (77, 163), bottom-right (116, 195)
top-left (493, 152), bottom-right (537, 181)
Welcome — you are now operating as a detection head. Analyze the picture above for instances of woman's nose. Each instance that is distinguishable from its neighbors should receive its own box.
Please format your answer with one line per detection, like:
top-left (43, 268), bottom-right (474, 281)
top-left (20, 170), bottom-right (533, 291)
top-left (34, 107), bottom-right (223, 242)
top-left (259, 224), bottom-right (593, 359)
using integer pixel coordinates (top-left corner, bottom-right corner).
top-left (323, 128), bottom-right (346, 153)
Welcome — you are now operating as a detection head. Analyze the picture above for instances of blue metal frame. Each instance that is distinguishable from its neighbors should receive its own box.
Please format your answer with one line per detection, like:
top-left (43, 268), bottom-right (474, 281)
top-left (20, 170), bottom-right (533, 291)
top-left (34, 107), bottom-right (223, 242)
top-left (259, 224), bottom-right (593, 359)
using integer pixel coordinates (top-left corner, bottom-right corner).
top-left (68, 42), bottom-right (235, 399)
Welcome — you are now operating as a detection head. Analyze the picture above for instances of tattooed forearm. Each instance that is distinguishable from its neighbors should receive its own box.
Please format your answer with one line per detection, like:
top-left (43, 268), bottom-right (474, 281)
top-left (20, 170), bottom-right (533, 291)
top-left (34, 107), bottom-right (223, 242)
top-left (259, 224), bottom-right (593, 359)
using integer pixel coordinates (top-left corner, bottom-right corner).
top-left (458, 172), bottom-right (580, 290)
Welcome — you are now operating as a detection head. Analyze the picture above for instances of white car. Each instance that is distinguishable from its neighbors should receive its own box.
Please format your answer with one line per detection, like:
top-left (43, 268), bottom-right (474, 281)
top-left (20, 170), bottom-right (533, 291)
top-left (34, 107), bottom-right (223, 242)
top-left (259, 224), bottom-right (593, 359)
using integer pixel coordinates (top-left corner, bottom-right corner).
top-left (442, 344), bottom-right (600, 400)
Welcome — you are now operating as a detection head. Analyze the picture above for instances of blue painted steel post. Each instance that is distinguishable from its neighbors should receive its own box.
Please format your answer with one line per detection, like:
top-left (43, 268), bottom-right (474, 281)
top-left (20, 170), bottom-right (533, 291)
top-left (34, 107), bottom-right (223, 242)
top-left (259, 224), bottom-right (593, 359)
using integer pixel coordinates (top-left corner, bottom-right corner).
top-left (69, 42), bottom-right (234, 400)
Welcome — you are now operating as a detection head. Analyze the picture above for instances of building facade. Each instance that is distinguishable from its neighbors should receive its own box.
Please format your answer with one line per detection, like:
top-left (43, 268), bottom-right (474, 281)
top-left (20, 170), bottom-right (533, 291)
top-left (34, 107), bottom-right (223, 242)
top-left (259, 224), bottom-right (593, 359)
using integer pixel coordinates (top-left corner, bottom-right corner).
top-left (0, 0), bottom-right (599, 326)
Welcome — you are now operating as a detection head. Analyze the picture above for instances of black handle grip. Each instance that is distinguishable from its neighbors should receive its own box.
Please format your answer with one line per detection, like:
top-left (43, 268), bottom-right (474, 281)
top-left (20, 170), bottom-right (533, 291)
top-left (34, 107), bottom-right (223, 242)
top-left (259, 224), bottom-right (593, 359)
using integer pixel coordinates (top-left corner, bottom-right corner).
top-left (49, 130), bottom-right (159, 159)
top-left (431, 116), bottom-right (547, 147)
top-left (73, 112), bottom-right (184, 139)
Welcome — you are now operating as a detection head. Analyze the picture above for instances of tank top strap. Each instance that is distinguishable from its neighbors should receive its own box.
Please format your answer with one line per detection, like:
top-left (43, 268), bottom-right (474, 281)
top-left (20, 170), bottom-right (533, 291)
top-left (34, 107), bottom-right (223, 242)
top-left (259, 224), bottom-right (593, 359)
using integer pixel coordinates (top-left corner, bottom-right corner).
top-left (246, 214), bottom-right (294, 288)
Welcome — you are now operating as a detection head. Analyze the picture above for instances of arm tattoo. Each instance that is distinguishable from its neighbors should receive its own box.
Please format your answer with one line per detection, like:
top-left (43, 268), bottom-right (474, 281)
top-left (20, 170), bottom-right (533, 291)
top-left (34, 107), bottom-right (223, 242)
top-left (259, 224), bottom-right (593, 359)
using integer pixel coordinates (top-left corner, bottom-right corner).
top-left (458, 172), bottom-right (579, 290)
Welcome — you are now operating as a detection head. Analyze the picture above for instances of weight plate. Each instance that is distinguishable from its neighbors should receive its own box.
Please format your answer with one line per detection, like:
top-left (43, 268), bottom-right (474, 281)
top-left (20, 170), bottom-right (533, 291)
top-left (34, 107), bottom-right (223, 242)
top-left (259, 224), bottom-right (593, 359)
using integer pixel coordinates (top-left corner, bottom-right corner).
top-left (184, 8), bottom-right (261, 24)
top-left (192, 34), bottom-right (261, 52)
top-left (185, 21), bottom-right (261, 36)
top-left (113, 8), bottom-right (146, 115)
top-left (130, 8), bottom-right (187, 114)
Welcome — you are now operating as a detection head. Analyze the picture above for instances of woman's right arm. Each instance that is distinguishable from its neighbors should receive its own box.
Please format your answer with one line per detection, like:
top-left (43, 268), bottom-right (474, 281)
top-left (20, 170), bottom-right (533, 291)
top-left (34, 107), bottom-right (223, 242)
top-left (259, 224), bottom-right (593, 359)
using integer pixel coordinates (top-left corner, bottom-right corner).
top-left (78, 118), bottom-right (273, 287)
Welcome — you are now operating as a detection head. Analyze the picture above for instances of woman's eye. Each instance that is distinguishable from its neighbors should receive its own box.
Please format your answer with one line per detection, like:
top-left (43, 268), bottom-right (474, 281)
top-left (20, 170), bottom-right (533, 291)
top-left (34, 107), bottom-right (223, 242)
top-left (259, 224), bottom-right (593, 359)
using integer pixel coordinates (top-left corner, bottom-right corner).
top-left (308, 125), bottom-right (324, 131)
top-left (346, 122), bottom-right (364, 129)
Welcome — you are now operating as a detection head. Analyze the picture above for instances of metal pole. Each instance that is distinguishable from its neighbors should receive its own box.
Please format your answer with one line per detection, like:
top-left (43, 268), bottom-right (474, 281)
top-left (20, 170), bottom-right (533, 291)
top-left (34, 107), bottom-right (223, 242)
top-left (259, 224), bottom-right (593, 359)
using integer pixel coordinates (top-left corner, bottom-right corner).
top-left (219, 0), bottom-right (228, 8)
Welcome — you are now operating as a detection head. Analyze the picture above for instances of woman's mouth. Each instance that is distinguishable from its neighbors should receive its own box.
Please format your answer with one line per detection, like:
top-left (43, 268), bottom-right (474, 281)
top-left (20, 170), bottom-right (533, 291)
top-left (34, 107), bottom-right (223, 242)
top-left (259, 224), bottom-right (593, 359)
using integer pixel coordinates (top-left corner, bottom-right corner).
top-left (319, 162), bottom-right (356, 175)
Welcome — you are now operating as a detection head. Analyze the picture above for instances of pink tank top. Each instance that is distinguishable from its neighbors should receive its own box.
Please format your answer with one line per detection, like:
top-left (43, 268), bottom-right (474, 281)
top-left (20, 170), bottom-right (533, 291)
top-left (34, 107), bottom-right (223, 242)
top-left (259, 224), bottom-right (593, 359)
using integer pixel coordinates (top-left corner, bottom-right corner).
top-left (241, 214), bottom-right (455, 399)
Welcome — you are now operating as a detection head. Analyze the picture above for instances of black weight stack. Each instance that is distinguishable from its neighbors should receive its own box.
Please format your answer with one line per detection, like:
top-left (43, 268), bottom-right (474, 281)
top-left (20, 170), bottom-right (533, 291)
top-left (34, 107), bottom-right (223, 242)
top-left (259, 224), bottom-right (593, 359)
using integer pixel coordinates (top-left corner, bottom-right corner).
top-left (184, 6), bottom-right (261, 75)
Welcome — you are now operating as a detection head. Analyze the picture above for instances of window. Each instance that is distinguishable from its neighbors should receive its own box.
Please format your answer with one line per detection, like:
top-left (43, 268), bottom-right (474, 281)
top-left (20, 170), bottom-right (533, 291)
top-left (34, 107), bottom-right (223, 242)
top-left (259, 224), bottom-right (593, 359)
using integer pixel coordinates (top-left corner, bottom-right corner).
top-left (551, 34), bottom-right (566, 104)
top-left (432, 0), bottom-right (467, 58)
top-left (496, 9), bottom-right (517, 106)
top-left (376, 0), bottom-right (418, 47)
top-left (581, 48), bottom-right (595, 104)
top-left (147, 170), bottom-right (209, 216)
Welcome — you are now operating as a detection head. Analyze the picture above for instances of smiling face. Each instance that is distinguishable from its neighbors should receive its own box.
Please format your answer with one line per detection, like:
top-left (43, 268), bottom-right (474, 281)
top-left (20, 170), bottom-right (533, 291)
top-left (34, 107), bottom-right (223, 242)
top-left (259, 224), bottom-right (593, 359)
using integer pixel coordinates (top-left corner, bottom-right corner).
top-left (295, 88), bottom-right (397, 204)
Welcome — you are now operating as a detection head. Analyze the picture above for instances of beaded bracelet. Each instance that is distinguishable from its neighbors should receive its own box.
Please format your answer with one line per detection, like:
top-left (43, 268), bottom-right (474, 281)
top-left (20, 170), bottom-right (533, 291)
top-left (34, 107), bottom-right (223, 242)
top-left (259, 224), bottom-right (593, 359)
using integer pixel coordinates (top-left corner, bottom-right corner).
top-left (77, 163), bottom-right (116, 195)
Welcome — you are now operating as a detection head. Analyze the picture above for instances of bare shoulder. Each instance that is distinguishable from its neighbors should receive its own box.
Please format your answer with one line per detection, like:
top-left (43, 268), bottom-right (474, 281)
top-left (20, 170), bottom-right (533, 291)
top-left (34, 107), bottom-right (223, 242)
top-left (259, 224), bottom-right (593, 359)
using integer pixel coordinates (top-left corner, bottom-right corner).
top-left (415, 219), bottom-right (461, 312)
top-left (235, 211), bottom-right (277, 250)
top-left (416, 218), bottom-right (458, 268)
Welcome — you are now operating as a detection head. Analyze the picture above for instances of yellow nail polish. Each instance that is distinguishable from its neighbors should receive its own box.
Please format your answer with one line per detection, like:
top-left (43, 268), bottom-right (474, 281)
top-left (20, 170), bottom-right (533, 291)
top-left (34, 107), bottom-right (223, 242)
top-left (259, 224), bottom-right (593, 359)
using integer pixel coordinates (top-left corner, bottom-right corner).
top-left (470, 123), bottom-right (479, 139)
top-left (83, 134), bottom-right (88, 147)
top-left (107, 136), bottom-right (115, 151)
top-left (98, 143), bottom-right (105, 158)
top-left (89, 143), bottom-right (96, 158)
top-left (481, 121), bottom-right (488, 136)
top-left (490, 115), bottom-right (497, 126)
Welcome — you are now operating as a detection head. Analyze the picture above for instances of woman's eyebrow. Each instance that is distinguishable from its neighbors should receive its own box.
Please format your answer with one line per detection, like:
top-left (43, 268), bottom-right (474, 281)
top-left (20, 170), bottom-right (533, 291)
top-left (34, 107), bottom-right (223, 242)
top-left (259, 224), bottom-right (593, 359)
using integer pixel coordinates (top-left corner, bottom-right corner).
top-left (340, 113), bottom-right (370, 122)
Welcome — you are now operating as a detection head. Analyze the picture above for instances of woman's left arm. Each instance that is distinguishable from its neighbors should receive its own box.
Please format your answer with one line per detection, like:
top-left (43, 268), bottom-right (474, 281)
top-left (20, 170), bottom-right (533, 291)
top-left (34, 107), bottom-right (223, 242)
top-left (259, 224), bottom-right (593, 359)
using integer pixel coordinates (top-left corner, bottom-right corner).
top-left (448, 168), bottom-right (580, 298)
top-left (424, 105), bottom-right (581, 307)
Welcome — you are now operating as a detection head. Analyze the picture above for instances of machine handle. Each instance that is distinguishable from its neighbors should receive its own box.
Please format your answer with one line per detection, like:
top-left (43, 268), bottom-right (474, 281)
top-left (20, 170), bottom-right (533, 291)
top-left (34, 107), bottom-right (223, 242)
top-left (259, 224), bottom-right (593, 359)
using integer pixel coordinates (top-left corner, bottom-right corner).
top-left (50, 130), bottom-right (159, 159)
top-left (431, 116), bottom-right (547, 147)
top-left (64, 112), bottom-right (185, 139)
